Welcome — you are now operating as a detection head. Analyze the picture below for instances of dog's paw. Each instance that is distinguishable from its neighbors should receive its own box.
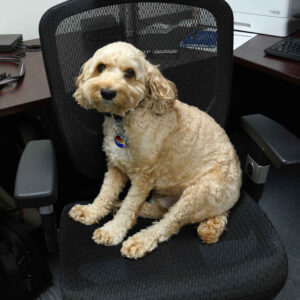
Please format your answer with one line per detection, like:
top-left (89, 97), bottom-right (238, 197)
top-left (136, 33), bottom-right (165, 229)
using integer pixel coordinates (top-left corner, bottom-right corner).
top-left (68, 204), bottom-right (100, 225)
top-left (197, 214), bottom-right (227, 244)
top-left (92, 222), bottom-right (126, 246)
top-left (121, 233), bottom-right (158, 259)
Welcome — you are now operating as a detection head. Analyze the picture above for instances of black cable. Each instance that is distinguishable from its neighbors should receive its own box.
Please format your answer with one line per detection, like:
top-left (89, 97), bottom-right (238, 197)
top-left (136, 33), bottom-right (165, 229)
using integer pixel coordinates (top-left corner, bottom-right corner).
top-left (0, 55), bottom-right (26, 89)
top-left (13, 42), bottom-right (41, 58)
top-left (0, 41), bottom-right (40, 89)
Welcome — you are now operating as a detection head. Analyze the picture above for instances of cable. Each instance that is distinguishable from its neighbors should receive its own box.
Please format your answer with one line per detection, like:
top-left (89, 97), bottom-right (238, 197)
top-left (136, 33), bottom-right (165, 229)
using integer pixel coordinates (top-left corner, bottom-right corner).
top-left (13, 42), bottom-right (41, 58)
top-left (0, 55), bottom-right (25, 89)
top-left (0, 41), bottom-right (40, 89)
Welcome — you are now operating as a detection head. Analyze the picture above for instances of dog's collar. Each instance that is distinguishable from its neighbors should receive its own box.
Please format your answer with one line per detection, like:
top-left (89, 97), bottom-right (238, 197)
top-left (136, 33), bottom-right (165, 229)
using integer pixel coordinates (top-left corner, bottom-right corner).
top-left (104, 98), bottom-right (144, 148)
top-left (103, 112), bottom-right (127, 121)
top-left (103, 98), bottom-right (145, 120)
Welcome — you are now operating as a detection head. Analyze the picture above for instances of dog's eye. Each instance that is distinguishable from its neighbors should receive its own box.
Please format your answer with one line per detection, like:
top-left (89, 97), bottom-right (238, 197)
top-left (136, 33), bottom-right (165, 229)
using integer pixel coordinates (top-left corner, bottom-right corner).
top-left (124, 68), bottom-right (135, 78)
top-left (97, 63), bottom-right (106, 73)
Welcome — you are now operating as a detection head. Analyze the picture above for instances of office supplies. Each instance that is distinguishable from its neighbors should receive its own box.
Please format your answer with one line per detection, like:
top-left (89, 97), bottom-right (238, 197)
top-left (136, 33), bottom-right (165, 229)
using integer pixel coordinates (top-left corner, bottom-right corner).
top-left (226, 0), bottom-right (300, 37)
top-left (233, 31), bottom-right (257, 50)
top-left (264, 37), bottom-right (300, 62)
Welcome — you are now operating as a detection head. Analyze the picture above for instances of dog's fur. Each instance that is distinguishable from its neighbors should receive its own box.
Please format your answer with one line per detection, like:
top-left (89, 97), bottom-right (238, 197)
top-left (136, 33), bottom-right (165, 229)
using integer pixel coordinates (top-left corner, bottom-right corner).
top-left (69, 42), bottom-right (242, 259)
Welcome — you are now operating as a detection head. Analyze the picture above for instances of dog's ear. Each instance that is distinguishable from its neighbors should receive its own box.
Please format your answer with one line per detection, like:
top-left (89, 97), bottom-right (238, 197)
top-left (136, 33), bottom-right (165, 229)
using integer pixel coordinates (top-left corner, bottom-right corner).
top-left (146, 64), bottom-right (177, 115)
top-left (73, 58), bottom-right (93, 109)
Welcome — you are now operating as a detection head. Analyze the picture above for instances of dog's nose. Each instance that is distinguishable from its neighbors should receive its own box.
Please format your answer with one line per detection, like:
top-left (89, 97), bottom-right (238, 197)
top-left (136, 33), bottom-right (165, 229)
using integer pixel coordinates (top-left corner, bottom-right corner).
top-left (100, 88), bottom-right (116, 100)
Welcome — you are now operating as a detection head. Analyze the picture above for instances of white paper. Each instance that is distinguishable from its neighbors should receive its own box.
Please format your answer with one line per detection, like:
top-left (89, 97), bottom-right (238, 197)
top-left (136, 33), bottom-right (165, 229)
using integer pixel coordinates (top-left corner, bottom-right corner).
top-left (234, 31), bottom-right (257, 50)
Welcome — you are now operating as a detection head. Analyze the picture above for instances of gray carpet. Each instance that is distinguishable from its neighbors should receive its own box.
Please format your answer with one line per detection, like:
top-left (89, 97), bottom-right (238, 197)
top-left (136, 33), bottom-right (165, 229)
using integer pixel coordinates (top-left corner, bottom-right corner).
top-left (260, 166), bottom-right (300, 300)
top-left (37, 255), bottom-right (62, 300)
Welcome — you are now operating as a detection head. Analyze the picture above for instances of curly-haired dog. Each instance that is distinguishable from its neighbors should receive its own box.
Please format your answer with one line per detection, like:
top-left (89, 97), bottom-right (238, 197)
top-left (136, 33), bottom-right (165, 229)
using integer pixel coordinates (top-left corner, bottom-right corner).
top-left (69, 42), bottom-right (242, 259)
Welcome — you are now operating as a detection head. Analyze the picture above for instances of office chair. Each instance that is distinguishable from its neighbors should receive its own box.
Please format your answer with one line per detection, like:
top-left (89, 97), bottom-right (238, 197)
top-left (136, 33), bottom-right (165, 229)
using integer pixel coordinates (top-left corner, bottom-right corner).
top-left (14, 0), bottom-right (300, 298)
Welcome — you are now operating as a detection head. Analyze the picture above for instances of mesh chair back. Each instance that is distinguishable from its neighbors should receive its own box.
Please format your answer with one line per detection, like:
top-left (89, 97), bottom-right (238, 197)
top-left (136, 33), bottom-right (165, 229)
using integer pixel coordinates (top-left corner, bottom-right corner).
top-left (39, 0), bottom-right (233, 180)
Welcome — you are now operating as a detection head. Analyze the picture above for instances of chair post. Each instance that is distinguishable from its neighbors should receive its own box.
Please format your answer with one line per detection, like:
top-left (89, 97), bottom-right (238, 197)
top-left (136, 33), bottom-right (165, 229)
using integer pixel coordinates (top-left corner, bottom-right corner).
top-left (243, 140), bottom-right (271, 202)
top-left (39, 205), bottom-right (58, 253)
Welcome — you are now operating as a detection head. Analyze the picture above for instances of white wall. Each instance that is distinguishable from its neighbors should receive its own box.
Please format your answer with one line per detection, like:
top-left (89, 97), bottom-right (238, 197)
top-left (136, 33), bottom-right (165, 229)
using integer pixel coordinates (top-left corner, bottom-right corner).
top-left (0, 0), bottom-right (65, 41)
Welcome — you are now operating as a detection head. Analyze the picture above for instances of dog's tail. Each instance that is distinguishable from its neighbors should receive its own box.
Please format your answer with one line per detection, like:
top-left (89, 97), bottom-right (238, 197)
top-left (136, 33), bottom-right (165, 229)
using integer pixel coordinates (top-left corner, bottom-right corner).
top-left (112, 201), bottom-right (167, 219)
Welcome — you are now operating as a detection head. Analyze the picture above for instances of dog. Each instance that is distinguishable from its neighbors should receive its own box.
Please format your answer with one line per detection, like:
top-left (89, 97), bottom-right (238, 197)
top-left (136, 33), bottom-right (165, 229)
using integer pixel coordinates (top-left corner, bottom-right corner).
top-left (69, 42), bottom-right (242, 259)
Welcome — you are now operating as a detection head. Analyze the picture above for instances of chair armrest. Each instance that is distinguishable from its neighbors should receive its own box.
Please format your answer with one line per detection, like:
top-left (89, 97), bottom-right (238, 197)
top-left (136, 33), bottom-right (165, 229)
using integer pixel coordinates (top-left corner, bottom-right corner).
top-left (241, 114), bottom-right (300, 169)
top-left (14, 140), bottom-right (57, 208)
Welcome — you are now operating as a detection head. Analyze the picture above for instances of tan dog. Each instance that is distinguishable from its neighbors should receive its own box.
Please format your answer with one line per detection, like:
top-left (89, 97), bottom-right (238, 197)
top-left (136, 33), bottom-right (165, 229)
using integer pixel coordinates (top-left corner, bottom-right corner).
top-left (69, 42), bottom-right (242, 259)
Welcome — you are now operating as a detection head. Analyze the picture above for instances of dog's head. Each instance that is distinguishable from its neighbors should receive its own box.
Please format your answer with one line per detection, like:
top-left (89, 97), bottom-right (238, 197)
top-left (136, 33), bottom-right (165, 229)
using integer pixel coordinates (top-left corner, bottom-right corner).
top-left (74, 42), bottom-right (177, 116)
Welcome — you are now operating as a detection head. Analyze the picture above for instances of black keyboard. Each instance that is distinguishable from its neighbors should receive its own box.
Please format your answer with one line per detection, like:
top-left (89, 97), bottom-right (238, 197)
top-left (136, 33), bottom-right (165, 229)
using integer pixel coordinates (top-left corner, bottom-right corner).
top-left (264, 37), bottom-right (300, 62)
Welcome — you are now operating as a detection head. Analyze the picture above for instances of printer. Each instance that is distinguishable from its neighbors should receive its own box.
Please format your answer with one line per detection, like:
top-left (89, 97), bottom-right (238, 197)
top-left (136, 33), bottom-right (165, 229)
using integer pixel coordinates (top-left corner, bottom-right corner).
top-left (225, 0), bottom-right (300, 37)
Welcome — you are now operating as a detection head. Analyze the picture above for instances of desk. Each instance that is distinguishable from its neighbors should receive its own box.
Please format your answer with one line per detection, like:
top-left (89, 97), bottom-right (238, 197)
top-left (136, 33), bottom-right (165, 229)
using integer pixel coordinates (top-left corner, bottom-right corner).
top-left (0, 33), bottom-right (300, 118)
top-left (234, 31), bottom-right (300, 86)
top-left (0, 39), bottom-right (50, 118)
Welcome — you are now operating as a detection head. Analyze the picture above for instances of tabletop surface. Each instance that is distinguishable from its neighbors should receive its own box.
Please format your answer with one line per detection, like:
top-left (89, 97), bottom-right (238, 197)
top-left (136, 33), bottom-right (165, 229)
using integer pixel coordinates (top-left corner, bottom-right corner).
top-left (234, 30), bottom-right (300, 86)
top-left (0, 32), bottom-right (300, 117)
top-left (0, 39), bottom-right (50, 117)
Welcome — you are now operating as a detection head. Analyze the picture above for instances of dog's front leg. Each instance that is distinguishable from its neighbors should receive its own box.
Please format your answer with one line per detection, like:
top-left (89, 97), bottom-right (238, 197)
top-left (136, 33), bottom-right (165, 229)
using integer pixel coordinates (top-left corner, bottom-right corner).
top-left (92, 176), bottom-right (152, 246)
top-left (68, 165), bottom-right (128, 225)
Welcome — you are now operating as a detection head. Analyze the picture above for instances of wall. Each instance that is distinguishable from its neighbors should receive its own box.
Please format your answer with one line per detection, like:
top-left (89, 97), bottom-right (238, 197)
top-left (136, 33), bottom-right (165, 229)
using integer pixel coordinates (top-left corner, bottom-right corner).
top-left (0, 0), bottom-right (65, 41)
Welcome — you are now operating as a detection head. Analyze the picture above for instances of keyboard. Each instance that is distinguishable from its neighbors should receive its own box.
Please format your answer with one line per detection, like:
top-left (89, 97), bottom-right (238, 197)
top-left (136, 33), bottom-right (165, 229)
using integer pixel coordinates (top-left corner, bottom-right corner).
top-left (264, 37), bottom-right (300, 62)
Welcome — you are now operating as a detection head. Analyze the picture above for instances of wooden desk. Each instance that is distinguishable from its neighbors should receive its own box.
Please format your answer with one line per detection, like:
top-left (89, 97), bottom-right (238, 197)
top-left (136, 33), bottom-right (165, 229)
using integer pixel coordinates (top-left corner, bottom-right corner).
top-left (234, 31), bottom-right (300, 86)
top-left (0, 39), bottom-right (50, 118)
top-left (0, 33), bottom-right (299, 118)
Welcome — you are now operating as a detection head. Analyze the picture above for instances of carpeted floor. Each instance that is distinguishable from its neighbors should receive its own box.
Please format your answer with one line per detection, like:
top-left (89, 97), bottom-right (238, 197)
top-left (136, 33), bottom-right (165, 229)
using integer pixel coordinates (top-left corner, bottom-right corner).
top-left (260, 166), bottom-right (300, 300)
top-left (37, 255), bottom-right (62, 300)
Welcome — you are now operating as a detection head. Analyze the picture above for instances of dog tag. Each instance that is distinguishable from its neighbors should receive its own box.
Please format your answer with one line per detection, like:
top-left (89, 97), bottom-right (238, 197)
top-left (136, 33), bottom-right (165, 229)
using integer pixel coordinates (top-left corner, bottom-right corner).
top-left (115, 135), bottom-right (127, 148)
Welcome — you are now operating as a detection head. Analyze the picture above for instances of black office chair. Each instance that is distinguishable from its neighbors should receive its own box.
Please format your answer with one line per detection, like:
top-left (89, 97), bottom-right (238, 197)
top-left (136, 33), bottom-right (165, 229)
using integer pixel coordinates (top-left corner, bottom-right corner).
top-left (14, 0), bottom-right (300, 298)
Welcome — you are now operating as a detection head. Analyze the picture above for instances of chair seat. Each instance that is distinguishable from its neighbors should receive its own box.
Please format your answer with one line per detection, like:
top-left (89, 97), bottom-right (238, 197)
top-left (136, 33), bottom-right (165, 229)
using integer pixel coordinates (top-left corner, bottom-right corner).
top-left (59, 192), bottom-right (287, 300)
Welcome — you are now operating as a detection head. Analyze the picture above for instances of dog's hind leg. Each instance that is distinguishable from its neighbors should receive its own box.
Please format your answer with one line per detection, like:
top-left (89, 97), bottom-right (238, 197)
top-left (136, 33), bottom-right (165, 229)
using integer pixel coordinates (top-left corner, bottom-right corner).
top-left (197, 213), bottom-right (228, 244)
top-left (121, 183), bottom-right (203, 259)
top-left (112, 192), bottom-right (174, 219)
top-left (137, 192), bottom-right (175, 219)
top-left (121, 167), bottom-right (238, 259)
top-left (112, 200), bottom-right (167, 219)
top-left (136, 200), bottom-right (168, 219)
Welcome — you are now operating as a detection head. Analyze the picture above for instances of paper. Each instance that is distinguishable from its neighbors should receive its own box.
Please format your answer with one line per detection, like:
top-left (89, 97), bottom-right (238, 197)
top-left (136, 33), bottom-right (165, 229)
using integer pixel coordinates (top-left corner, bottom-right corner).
top-left (234, 31), bottom-right (257, 50)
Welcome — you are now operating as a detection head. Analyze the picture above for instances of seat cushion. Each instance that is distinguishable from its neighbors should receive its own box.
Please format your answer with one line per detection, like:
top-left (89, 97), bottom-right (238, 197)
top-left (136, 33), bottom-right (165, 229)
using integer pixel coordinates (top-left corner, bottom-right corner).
top-left (59, 192), bottom-right (287, 300)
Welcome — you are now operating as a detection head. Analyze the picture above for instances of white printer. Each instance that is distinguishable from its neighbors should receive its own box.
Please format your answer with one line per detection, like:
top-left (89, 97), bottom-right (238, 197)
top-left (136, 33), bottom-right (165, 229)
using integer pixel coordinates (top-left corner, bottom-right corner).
top-left (225, 0), bottom-right (300, 37)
